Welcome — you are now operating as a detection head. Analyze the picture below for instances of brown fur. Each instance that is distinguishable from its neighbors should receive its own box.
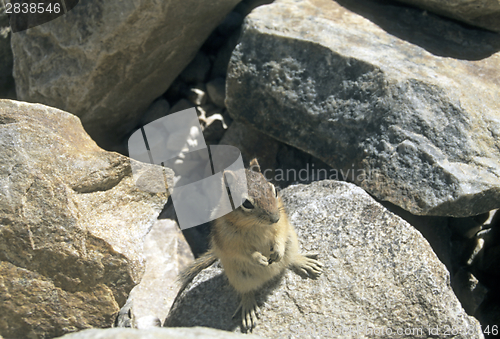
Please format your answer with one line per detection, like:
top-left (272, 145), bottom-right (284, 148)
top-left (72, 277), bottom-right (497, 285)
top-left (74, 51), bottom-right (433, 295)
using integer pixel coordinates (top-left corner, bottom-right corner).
top-left (179, 159), bottom-right (323, 330)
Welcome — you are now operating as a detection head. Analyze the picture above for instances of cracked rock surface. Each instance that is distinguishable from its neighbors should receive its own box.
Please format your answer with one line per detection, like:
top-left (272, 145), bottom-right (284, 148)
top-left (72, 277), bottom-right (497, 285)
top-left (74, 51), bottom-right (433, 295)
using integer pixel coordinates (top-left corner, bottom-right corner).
top-left (0, 100), bottom-right (170, 339)
top-left (164, 180), bottom-right (483, 338)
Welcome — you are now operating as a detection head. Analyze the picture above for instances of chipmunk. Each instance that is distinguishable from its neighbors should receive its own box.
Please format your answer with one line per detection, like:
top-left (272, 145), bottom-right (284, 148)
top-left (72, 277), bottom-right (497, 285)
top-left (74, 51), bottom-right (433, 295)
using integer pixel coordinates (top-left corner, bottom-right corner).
top-left (178, 158), bottom-right (323, 330)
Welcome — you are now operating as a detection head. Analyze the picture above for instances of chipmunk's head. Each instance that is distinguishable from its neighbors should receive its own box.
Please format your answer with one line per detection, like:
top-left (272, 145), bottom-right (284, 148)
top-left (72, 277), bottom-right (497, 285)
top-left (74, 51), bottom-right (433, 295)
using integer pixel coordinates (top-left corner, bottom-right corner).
top-left (223, 158), bottom-right (280, 225)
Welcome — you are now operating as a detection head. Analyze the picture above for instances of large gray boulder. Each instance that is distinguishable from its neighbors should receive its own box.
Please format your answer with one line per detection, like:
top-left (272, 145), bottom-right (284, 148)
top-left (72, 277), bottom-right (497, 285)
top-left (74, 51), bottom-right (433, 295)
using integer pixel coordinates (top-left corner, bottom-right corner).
top-left (0, 100), bottom-right (170, 338)
top-left (226, 0), bottom-right (500, 217)
top-left (165, 180), bottom-right (483, 338)
top-left (395, 0), bottom-right (500, 33)
top-left (11, 0), bottom-right (241, 149)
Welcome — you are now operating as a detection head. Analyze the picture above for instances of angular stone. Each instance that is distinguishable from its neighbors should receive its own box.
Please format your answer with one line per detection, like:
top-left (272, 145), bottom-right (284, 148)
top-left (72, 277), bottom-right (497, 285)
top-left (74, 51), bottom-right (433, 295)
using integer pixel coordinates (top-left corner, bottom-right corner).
top-left (165, 180), bottom-right (483, 338)
top-left (126, 219), bottom-right (194, 326)
top-left (0, 262), bottom-right (119, 338)
top-left (11, 0), bottom-right (241, 149)
top-left (395, 0), bottom-right (500, 33)
top-left (0, 100), bottom-right (171, 338)
top-left (53, 327), bottom-right (264, 339)
top-left (226, 0), bottom-right (500, 217)
top-left (380, 201), bottom-right (452, 268)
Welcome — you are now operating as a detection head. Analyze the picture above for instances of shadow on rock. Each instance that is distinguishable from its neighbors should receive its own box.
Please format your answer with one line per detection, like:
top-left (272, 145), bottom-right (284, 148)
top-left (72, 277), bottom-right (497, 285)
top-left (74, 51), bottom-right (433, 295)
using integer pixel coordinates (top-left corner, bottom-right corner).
top-left (164, 265), bottom-right (283, 332)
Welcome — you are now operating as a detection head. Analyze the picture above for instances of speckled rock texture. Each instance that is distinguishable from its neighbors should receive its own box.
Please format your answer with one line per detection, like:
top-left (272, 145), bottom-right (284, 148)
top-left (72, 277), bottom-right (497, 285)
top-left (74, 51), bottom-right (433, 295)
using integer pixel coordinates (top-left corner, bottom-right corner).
top-left (11, 0), bottom-right (241, 149)
top-left (54, 327), bottom-right (264, 339)
top-left (226, 0), bottom-right (500, 217)
top-left (125, 219), bottom-right (194, 327)
top-left (395, 0), bottom-right (500, 32)
top-left (0, 100), bottom-right (170, 339)
top-left (165, 180), bottom-right (483, 338)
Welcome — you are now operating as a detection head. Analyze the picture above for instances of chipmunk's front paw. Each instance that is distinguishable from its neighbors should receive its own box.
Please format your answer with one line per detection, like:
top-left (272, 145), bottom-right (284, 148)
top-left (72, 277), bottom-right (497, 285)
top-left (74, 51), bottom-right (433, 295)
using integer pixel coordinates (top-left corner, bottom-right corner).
top-left (251, 251), bottom-right (269, 266)
top-left (269, 243), bottom-right (284, 264)
top-left (294, 253), bottom-right (323, 279)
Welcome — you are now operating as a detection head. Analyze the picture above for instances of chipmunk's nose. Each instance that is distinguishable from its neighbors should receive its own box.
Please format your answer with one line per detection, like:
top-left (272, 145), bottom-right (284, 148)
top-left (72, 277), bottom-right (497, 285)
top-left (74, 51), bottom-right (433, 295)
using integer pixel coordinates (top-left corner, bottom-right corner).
top-left (270, 213), bottom-right (280, 224)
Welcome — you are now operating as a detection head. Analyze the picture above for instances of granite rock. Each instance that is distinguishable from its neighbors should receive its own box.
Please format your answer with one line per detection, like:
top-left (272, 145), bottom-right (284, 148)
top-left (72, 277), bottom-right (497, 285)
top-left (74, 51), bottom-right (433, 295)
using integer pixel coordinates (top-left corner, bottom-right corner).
top-left (226, 0), bottom-right (500, 217)
top-left (11, 0), bottom-right (241, 149)
top-left (165, 180), bottom-right (483, 338)
top-left (0, 100), bottom-right (171, 338)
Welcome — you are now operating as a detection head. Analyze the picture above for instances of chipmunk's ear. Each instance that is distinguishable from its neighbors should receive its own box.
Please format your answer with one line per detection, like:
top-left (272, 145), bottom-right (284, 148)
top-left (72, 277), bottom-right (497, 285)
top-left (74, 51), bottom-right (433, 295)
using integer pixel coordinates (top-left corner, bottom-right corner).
top-left (249, 158), bottom-right (261, 173)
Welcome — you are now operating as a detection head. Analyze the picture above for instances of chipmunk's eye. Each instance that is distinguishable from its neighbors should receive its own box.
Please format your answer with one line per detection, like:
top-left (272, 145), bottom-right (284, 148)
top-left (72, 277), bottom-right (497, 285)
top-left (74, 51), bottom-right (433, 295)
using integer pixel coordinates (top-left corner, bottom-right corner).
top-left (274, 185), bottom-right (278, 198)
top-left (242, 199), bottom-right (254, 209)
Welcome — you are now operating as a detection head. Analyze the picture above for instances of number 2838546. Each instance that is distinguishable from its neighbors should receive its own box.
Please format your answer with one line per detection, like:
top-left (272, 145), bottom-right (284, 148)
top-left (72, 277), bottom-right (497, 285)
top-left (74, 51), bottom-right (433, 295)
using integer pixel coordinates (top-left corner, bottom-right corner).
top-left (4, 2), bottom-right (61, 14)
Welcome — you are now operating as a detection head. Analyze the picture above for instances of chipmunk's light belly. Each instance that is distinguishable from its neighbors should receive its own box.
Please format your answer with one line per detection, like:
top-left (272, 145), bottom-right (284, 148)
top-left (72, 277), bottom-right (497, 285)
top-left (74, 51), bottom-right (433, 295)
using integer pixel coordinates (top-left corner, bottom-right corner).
top-left (221, 257), bottom-right (287, 294)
